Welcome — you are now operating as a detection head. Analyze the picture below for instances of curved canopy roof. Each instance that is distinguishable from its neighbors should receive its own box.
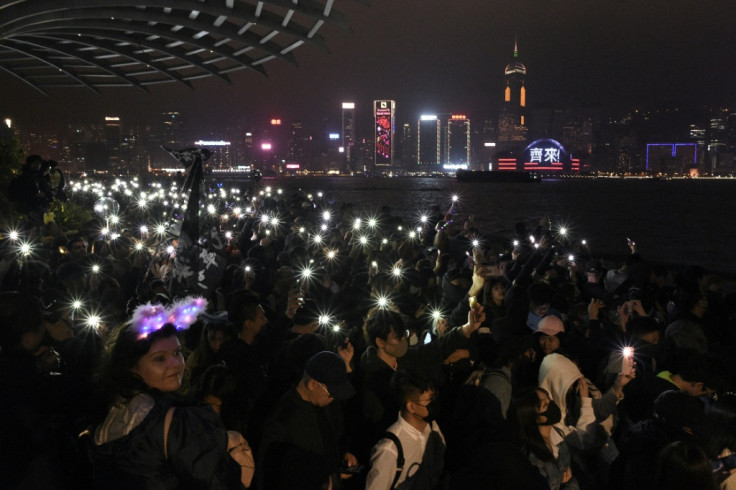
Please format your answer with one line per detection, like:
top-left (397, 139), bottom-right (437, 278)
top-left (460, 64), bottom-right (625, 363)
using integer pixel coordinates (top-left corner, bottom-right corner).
top-left (0, 0), bottom-right (363, 95)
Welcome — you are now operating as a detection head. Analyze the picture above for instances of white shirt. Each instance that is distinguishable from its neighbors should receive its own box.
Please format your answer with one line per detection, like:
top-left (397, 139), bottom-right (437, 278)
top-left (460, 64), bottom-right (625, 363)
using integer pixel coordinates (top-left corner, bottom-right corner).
top-left (365, 413), bottom-right (444, 490)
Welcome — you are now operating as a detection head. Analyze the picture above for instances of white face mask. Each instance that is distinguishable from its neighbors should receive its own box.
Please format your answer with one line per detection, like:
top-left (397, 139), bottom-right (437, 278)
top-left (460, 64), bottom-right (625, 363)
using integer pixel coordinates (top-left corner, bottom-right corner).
top-left (409, 334), bottom-right (419, 346)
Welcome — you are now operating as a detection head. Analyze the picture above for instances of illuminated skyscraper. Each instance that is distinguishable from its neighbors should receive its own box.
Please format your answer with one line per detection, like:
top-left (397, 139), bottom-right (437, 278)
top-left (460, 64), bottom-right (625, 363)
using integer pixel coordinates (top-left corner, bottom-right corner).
top-left (194, 140), bottom-right (232, 168)
top-left (498, 37), bottom-right (528, 150)
top-left (161, 111), bottom-right (185, 148)
top-left (417, 115), bottom-right (441, 167)
top-left (446, 115), bottom-right (470, 170)
top-left (104, 116), bottom-right (121, 170)
top-left (401, 123), bottom-right (413, 167)
top-left (374, 100), bottom-right (395, 167)
top-left (288, 120), bottom-right (309, 163)
top-left (342, 102), bottom-right (355, 170)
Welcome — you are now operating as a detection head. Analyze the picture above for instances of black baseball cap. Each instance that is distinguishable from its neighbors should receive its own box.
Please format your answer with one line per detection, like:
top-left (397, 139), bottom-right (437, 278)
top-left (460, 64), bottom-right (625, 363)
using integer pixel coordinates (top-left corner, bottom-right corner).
top-left (305, 351), bottom-right (355, 401)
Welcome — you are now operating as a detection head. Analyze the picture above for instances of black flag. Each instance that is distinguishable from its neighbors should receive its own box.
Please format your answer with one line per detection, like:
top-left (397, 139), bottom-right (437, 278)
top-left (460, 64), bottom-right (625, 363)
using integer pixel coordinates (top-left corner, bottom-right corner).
top-left (163, 147), bottom-right (227, 298)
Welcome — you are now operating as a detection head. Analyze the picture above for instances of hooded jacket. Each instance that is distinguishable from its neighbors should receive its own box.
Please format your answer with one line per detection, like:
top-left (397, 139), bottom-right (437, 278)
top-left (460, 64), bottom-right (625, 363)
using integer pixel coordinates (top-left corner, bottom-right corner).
top-left (538, 353), bottom-right (596, 450)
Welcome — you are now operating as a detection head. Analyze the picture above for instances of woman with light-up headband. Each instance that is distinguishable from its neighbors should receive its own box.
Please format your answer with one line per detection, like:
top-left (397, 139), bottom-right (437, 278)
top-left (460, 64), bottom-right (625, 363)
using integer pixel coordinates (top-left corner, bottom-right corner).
top-left (88, 297), bottom-right (254, 489)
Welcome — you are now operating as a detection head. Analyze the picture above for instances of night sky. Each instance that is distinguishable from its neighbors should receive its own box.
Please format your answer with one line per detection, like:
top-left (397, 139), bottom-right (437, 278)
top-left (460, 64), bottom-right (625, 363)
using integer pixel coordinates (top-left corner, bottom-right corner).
top-left (2, 0), bottom-right (735, 136)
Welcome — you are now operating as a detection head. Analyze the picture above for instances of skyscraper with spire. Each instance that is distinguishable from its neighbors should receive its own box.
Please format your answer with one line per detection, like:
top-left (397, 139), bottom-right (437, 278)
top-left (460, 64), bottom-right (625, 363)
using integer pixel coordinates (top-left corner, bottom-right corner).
top-left (498, 36), bottom-right (528, 154)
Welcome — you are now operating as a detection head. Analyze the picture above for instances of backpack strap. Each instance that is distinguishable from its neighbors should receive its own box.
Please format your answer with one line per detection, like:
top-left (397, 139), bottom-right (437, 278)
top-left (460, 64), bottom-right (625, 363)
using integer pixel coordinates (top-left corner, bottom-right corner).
top-left (487, 368), bottom-right (511, 383)
top-left (163, 407), bottom-right (175, 460)
top-left (382, 431), bottom-right (404, 489)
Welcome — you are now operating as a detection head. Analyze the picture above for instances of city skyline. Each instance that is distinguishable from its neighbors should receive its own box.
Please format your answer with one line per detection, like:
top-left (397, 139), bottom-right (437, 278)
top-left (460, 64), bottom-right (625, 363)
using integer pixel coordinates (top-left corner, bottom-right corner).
top-left (2, 0), bottom-right (735, 136)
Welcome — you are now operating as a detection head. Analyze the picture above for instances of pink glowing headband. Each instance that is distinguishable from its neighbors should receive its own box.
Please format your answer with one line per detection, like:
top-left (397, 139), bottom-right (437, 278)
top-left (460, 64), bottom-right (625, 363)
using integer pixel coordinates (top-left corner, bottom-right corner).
top-left (131, 296), bottom-right (207, 339)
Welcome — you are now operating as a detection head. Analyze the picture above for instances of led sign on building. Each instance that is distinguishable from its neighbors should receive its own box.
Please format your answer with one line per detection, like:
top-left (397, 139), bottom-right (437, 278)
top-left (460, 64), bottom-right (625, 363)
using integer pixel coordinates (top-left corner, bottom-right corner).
top-left (521, 139), bottom-right (572, 172)
top-left (374, 100), bottom-right (395, 167)
top-left (646, 143), bottom-right (697, 172)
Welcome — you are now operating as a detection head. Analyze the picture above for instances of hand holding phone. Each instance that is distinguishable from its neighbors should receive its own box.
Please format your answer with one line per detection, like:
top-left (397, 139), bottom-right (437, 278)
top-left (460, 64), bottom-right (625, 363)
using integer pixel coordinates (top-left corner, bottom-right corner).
top-left (622, 347), bottom-right (635, 376)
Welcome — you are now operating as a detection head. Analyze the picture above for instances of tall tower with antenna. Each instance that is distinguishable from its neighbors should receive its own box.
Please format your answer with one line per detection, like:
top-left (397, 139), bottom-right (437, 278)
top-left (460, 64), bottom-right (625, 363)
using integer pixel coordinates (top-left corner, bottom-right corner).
top-left (498, 36), bottom-right (528, 152)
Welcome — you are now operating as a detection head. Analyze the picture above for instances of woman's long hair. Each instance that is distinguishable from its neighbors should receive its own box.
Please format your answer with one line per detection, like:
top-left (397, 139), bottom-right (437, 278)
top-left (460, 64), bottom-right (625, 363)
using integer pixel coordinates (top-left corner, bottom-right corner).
top-left (185, 321), bottom-right (232, 387)
top-left (509, 387), bottom-right (554, 462)
top-left (97, 323), bottom-right (180, 409)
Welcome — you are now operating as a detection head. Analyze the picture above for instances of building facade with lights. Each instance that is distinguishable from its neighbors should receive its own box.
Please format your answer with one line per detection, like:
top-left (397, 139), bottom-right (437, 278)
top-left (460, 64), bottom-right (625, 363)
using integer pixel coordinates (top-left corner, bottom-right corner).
top-left (374, 100), bottom-right (395, 168)
top-left (498, 38), bottom-right (528, 152)
top-left (194, 140), bottom-right (232, 169)
top-left (104, 116), bottom-right (121, 172)
top-left (445, 115), bottom-right (471, 170)
top-left (342, 102), bottom-right (356, 171)
top-left (417, 115), bottom-right (441, 168)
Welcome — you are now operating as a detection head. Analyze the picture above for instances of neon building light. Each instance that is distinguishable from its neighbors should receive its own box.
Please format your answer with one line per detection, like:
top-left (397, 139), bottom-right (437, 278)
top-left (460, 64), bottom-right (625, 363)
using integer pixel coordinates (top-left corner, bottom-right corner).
top-left (522, 139), bottom-right (574, 172)
top-left (645, 143), bottom-right (697, 171)
top-left (417, 115), bottom-right (441, 166)
top-left (446, 115), bottom-right (470, 170)
top-left (374, 100), bottom-right (395, 167)
top-left (497, 158), bottom-right (517, 171)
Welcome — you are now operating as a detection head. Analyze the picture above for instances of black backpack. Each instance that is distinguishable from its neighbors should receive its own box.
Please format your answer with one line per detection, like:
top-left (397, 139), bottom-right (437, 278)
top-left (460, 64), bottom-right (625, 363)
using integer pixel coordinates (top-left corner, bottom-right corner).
top-left (380, 428), bottom-right (445, 490)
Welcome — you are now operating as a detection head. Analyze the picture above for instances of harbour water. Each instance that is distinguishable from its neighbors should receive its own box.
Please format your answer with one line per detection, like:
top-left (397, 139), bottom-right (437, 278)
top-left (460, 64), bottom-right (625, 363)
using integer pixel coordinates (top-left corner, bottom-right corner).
top-left (262, 176), bottom-right (736, 277)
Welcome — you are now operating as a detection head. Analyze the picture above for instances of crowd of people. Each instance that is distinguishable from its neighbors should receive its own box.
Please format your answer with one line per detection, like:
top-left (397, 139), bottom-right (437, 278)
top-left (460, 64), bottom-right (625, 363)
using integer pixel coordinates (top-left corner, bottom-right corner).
top-left (2, 155), bottom-right (736, 490)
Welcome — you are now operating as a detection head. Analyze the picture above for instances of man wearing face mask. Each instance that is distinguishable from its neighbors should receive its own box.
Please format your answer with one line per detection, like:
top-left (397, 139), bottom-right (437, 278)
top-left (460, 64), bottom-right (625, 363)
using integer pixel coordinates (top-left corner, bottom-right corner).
top-left (359, 307), bottom-right (484, 454)
top-left (366, 371), bottom-right (445, 490)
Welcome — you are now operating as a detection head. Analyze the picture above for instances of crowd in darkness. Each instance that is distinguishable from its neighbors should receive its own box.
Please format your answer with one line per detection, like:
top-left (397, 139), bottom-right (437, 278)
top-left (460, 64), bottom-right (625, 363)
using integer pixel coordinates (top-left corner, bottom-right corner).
top-left (3, 154), bottom-right (736, 490)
